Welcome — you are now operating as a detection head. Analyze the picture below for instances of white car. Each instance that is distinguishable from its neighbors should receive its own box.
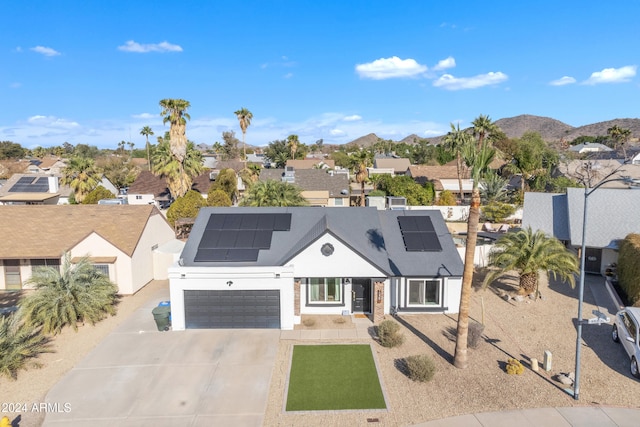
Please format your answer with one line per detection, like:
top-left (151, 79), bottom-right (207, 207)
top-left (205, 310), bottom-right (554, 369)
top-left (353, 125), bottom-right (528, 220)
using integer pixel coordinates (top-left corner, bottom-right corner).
top-left (612, 306), bottom-right (640, 379)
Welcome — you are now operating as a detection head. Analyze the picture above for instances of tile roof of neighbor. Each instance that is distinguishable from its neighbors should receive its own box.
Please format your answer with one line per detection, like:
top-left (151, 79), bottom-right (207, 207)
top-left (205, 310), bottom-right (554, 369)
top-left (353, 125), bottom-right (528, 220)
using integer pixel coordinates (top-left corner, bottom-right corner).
top-left (569, 142), bottom-right (613, 152)
top-left (408, 165), bottom-right (469, 180)
top-left (0, 205), bottom-right (164, 258)
top-left (285, 159), bottom-right (336, 169)
top-left (373, 158), bottom-right (411, 172)
top-left (259, 169), bottom-right (349, 198)
top-left (180, 207), bottom-right (464, 277)
top-left (128, 170), bottom-right (214, 199)
top-left (523, 188), bottom-right (640, 248)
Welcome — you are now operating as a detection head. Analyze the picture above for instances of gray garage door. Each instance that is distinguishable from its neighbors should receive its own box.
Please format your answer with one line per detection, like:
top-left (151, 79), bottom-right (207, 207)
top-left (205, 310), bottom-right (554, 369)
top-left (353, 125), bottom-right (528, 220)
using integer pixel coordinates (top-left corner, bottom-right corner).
top-left (184, 290), bottom-right (280, 329)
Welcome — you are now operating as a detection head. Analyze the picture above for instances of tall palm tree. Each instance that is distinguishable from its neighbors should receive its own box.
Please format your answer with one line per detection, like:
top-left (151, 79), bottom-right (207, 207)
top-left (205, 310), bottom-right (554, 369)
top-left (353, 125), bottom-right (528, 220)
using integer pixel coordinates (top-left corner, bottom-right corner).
top-left (483, 227), bottom-right (579, 295)
top-left (60, 157), bottom-right (102, 203)
top-left (471, 114), bottom-right (498, 146)
top-left (0, 312), bottom-right (51, 379)
top-left (453, 141), bottom-right (496, 369)
top-left (234, 108), bottom-right (253, 163)
top-left (159, 98), bottom-right (191, 162)
top-left (140, 126), bottom-right (154, 171)
top-left (19, 253), bottom-right (119, 335)
top-left (287, 134), bottom-right (300, 160)
top-left (350, 149), bottom-right (373, 207)
top-left (443, 123), bottom-right (473, 201)
top-left (241, 179), bottom-right (308, 207)
top-left (607, 125), bottom-right (631, 160)
top-left (152, 139), bottom-right (203, 199)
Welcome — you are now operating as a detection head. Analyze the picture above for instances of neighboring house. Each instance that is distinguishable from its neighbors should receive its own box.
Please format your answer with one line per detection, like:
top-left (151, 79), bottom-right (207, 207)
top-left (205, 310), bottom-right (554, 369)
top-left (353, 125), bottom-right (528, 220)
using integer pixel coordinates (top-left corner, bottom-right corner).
top-left (0, 205), bottom-right (180, 294)
top-left (522, 188), bottom-right (640, 275)
top-left (168, 207), bottom-right (464, 330)
top-left (407, 164), bottom-right (473, 199)
top-left (259, 167), bottom-right (350, 207)
top-left (25, 156), bottom-right (67, 174)
top-left (285, 159), bottom-right (336, 170)
top-left (554, 159), bottom-right (640, 188)
top-left (368, 157), bottom-right (411, 177)
top-left (569, 142), bottom-right (613, 154)
top-left (632, 152), bottom-right (640, 165)
top-left (0, 173), bottom-right (73, 205)
top-left (127, 171), bottom-right (217, 206)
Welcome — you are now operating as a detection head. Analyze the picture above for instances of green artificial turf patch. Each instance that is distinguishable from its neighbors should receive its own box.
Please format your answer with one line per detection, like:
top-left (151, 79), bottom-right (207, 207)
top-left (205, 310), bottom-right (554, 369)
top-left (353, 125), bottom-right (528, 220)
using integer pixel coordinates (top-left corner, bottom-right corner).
top-left (286, 344), bottom-right (386, 411)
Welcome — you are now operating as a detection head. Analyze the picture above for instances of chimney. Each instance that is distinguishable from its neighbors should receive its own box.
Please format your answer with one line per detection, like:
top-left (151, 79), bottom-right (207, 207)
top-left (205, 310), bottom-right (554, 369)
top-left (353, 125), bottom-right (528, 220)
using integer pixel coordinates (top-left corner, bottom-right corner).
top-left (48, 176), bottom-right (59, 193)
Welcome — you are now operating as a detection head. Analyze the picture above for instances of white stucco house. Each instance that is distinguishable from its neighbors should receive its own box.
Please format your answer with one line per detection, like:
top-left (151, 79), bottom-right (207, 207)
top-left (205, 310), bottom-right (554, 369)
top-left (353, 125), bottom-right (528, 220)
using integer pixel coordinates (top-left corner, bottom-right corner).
top-left (0, 205), bottom-right (180, 294)
top-left (169, 207), bottom-right (464, 330)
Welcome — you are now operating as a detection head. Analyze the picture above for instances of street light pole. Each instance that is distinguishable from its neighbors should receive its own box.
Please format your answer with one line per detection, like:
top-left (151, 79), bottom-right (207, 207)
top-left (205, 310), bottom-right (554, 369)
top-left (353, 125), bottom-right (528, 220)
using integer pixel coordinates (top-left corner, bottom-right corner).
top-left (572, 170), bottom-right (637, 400)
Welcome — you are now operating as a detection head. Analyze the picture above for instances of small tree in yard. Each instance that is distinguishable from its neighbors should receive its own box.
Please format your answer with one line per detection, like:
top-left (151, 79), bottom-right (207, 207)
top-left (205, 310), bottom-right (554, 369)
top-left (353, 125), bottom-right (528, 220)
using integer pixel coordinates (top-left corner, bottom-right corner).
top-left (207, 188), bottom-right (232, 207)
top-left (19, 253), bottom-right (118, 335)
top-left (82, 186), bottom-right (115, 204)
top-left (617, 233), bottom-right (640, 305)
top-left (166, 190), bottom-right (208, 227)
top-left (0, 313), bottom-right (51, 380)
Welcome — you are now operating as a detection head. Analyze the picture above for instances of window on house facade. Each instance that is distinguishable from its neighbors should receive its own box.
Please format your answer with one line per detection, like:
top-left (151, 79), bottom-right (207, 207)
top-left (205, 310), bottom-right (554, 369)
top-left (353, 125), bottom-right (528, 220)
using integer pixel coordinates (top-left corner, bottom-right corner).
top-left (93, 264), bottom-right (110, 277)
top-left (31, 258), bottom-right (61, 274)
top-left (334, 198), bottom-right (344, 206)
top-left (407, 279), bottom-right (441, 306)
top-left (136, 195), bottom-right (143, 200)
top-left (308, 278), bottom-right (342, 304)
top-left (3, 260), bottom-right (22, 290)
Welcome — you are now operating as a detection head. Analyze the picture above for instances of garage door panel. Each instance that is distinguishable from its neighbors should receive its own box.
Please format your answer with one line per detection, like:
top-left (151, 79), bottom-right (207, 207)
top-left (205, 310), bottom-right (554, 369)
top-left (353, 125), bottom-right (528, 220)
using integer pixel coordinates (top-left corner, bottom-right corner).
top-left (184, 290), bottom-right (280, 329)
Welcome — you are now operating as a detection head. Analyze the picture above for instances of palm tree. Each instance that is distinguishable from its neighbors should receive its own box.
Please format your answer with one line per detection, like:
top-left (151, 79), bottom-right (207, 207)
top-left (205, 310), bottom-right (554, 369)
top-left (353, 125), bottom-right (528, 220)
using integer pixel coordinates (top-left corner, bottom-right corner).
top-left (160, 98), bottom-right (191, 162)
top-left (152, 139), bottom-right (204, 199)
top-left (607, 125), bottom-right (631, 160)
top-left (241, 180), bottom-right (308, 207)
top-left (483, 227), bottom-right (578, 296)
top-left (349, 149), bottom-right (373, 206)
top-left (140, 126), bottom-right (154, 171)
top-left (234, 108), bottom-right (253, 163)
top-left (287, 134), bottom-right (300, 160)
top-left (472, 114), bottom-right (498, 146)
top-left (60, 157), bottom-right (102, 203)
top-left (453, 141), bottom-right (496, 369)
top-left (0, 312), bottom-right (52, 380)
top-left (443, 123), bottom-right (473, 201)
top-left (19, 253), bottom-right (119, 335)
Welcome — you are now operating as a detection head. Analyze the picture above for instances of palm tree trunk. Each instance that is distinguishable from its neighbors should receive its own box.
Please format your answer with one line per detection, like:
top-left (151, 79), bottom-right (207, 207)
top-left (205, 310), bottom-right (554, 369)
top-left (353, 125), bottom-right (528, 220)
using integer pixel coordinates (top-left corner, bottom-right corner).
top-left (146, 137), bottom-right (151, 171)
top-left (519, 272), bottom-right (538, 295)
top-left (454, 186), bottom-right (481, 369)
top-left (243, 131), bottom-right (247, 164)
top-left (456, 152), bottom-right (464, 201)
top-left (360, 180), bottom-right (365, 207)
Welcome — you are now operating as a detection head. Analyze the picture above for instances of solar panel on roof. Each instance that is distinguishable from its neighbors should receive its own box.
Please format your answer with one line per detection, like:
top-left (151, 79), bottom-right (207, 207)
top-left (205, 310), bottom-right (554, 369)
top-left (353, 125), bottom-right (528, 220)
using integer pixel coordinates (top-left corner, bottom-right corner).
top-left (234, 230), bottom-right (256, 248)
top-left (16, 176), bottom-right (36, 184)
top-left (223, 214), bottom-right (243, 229)
top-left (273, 213), bottom-right (292, 231)
top-left (205, 215), bottom-right (226, 230)
top-left (217, 230), bottom-right (238, 247)
top-left (194, 248), bottom-right (229, 262)
top-left (199, 230), bottom-right (222, 248)
top-left (257, 214), bottom-right (275, 230)
top-left (253, 230), bottom-right (272, 248)
top-left (239, 214), bottom-right (259, 229)
top-left (225, 249), bottom-right (260, 262)
top-left (398, 216), bottom-right (442, 252)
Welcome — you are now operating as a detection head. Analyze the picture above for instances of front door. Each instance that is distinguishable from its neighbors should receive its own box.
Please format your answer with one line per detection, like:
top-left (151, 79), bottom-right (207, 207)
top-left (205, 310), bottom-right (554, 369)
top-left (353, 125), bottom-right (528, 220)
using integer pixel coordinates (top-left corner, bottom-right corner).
top-left (352, 279), bottom-right (371, 313)
top-left (584, 248), bottom-right (602, 274)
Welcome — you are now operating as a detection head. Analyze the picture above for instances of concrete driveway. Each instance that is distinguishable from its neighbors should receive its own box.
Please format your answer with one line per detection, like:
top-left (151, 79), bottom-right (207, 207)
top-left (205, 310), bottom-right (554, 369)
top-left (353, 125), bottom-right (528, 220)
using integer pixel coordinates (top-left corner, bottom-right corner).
top-left (43, 293), bottom-right (280, 427)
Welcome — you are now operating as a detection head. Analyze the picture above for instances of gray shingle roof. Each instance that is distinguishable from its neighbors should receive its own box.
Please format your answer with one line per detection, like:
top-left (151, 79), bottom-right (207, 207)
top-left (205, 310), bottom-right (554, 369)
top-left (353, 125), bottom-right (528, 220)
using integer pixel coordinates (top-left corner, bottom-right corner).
top-left (523, 188), bottom-right (640, 248)
top-left (259, 168), bottom-right (349, 198)
top-left (180, 207), bottom-right (463, 277)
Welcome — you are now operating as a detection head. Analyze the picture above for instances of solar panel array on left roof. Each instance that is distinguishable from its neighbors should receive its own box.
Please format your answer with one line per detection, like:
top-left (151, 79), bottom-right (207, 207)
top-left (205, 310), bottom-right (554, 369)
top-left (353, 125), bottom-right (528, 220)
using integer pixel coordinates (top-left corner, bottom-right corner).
top-left (8, 177), bottom-right (50, 193)
top-left (195, 213), bottom-right (292, 262)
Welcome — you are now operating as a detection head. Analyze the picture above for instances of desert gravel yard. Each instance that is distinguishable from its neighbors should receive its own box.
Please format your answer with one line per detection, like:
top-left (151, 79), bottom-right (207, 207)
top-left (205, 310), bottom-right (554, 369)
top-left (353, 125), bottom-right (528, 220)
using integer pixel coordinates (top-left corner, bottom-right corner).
top-left (264, 274), bottom-right (640, 426)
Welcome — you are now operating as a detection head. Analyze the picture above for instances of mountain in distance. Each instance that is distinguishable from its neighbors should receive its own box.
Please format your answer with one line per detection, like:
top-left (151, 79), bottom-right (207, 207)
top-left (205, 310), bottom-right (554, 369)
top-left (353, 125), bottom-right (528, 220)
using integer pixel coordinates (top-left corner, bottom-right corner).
top-left (345, 114), bottom-right (640, 146)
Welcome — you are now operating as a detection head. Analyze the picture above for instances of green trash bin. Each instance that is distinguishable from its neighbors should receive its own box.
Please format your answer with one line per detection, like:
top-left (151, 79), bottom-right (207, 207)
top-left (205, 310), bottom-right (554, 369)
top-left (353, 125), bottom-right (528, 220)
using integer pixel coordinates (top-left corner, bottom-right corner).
top-left (152, 305), bottom-right (171, 331)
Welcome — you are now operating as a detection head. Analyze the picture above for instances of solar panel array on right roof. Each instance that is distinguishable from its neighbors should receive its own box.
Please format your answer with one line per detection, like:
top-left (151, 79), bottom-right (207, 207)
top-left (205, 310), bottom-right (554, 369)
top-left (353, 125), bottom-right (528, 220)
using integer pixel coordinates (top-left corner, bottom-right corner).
top-left (195, 213), bottom-right (292, 262)
top-left (397, 216), bottom-right (442, 252)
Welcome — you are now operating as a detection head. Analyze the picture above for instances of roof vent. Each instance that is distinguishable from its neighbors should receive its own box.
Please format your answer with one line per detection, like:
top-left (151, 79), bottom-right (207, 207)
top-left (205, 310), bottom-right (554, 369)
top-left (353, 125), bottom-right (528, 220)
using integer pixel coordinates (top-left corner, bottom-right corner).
top-left (387, 196), bottom-right (407, 210)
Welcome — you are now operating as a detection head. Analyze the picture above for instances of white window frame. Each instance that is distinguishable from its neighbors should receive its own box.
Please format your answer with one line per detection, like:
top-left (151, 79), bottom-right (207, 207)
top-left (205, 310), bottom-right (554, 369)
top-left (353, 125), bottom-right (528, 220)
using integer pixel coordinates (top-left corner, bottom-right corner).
top-left (407, 278), bottom-right (441, 306)
top-left (93, 264), bottom-right (110, 277)
top-left (308, 277), bottom-right (342, 305)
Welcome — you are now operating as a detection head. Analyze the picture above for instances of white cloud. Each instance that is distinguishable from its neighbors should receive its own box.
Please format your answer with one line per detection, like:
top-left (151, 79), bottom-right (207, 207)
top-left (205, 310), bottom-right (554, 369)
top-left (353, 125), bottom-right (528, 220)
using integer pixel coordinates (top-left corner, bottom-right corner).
top-left (330, 129), bottom-right (345, 136)
top-left (550, 76), bottom-right (576, 86)
top-left (343, 115), bottom-right (362, 122)
top-left (30, 46), bottom-right (60, 57)
top-left (15, 46), bottom-right (23, 52)
top-left (117, 40), bottom-right (183, 53)
top-left (355, 56), bottom-right (428, 80)
top-left (131, 113), bottom-right (155, 119)
top-left (283, 73), bottom-right (293, 79)
top-left (433, 71), bottom-right (508, 90)
top-left (583, 65), bottom-right (637, 85)
top-left (27, 115), bottom-right (79, 128)
top-left (9, 82), bottom-right (21, 89)
top-left (433, 56), bottom-right (456, 71)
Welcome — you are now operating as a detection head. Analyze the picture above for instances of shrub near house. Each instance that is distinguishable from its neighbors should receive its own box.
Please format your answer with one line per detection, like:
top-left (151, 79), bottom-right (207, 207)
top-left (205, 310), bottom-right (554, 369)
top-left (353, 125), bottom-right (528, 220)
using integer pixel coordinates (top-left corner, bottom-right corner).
top-left (618, 233), bottom-right (640, 305)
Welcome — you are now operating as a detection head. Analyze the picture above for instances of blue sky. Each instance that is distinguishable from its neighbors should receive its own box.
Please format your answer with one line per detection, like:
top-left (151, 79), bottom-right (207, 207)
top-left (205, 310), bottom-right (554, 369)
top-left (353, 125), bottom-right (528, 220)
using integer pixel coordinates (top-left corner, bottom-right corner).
top-left (2, 1), bottom-right (639, 150)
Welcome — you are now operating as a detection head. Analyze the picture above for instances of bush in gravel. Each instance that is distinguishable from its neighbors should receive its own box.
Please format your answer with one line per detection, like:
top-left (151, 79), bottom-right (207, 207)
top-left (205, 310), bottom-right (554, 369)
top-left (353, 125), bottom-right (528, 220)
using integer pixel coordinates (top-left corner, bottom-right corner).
top-left (468, 321), bottom-right (485, 349)
top-left (505, 358), bottom-right (524, 375)
top-left (405, 354), bottom-right (436, 382)
top-left (377, 319), bottom-right (405, 348)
